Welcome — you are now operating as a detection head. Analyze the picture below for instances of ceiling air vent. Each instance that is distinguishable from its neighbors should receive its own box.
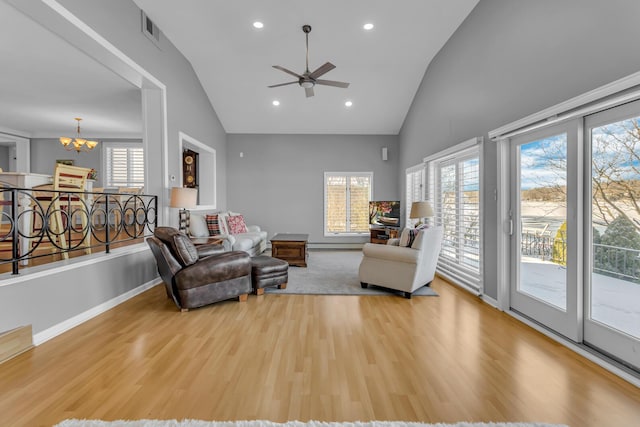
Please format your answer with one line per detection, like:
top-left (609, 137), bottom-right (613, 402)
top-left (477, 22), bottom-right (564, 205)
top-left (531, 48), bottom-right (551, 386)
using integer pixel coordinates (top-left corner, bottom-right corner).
top-left (141, 11), bottom-right (160, 48)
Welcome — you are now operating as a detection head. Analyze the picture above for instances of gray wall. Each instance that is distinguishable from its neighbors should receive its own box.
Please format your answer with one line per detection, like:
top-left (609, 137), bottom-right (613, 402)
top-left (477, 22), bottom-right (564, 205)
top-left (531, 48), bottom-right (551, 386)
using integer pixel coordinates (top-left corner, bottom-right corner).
top-left (30, 138), bottom-right (141, 188)
top-left (30, 138), bottom-right (101, 180)
top-left (399, 0), bottom-right (640, 299)
top-left (227, 134), bottom-right (399, 245)
top-left (0, 0), bottom-right (227, 335)
top-left (0, 250), bottom-right (157, 335)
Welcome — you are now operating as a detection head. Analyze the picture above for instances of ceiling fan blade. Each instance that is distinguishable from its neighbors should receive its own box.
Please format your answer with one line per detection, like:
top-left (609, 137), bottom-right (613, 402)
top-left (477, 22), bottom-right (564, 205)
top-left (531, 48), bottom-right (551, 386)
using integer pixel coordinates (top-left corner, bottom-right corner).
top-left (309, 62), bottom-right (336, 79)
top-left (316, 79), bottom-right (350, 88)
top-left (268, 81), bottom-right (298, 88)
top-left (305, 87), bottom-right (315, 98)
top-left (273, 65), bottom-right (303, 79)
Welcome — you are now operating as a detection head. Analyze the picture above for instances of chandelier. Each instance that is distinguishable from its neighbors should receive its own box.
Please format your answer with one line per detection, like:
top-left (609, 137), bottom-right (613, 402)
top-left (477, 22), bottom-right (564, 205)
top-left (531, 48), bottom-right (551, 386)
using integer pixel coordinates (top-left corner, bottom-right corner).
top-left (59, 117), bottom-right (99, 153)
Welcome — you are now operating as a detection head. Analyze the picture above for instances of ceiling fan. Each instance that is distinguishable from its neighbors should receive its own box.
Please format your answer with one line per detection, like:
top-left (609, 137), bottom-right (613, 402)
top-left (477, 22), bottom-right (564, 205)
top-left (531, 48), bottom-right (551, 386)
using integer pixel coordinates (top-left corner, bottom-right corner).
top-left (269, 25), bottom-right (350, 98)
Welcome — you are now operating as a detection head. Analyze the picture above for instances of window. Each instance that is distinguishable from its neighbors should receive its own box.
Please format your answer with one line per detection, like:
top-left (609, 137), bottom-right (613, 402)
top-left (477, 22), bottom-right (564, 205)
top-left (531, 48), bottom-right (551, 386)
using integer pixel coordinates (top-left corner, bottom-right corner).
top-left (405, 164), bottom-right (425, 225)
top-left (103, 142), bottom-right (145, 188)
top-left (324, 172), bottom-right (372, 235)
top-left (425, 138), bottom-right (482, 294)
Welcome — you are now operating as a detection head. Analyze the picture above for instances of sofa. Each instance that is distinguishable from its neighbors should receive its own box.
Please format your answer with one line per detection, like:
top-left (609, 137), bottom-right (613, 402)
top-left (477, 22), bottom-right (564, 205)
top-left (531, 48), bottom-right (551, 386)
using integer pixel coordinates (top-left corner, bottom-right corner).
top-left (146, 227), bottom-right (252, 311)
top-left (358, 226), bottom-right (444, 298)
top-left (188, 211), bottom-right (267, 256)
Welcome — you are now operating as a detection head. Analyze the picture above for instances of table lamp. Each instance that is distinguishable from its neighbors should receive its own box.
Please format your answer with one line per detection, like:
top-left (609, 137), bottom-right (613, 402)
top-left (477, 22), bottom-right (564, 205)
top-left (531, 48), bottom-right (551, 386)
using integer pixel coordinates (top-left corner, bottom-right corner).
top-left (409, 201), bottom-right (433, 227)
top-left (169, 187), bottom-right (197, 232)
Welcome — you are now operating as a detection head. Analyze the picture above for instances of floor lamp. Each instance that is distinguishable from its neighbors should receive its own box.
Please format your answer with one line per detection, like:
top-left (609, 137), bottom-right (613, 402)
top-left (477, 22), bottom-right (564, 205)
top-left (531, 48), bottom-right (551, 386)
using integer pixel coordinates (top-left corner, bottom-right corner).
top-left (169, 187), bottom-right (197, 233)
top-left (409, 201), bottom-right (433, 228)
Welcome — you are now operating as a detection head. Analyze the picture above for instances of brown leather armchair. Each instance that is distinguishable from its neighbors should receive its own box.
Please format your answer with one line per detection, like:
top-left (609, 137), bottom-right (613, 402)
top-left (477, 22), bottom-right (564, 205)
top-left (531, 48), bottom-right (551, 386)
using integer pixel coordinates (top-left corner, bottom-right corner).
top-left (147, 227), bottom-right (252, 311)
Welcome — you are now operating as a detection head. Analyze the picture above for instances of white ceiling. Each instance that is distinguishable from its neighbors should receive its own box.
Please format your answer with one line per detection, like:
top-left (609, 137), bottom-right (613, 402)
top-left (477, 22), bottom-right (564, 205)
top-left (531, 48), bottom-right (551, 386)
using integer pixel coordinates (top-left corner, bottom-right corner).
top-left (0, 0), bottom-right (141, 139)
top-left (132, 0), bottom-right (479, 135)
top-left (0, 0), bottom-right (478, 139)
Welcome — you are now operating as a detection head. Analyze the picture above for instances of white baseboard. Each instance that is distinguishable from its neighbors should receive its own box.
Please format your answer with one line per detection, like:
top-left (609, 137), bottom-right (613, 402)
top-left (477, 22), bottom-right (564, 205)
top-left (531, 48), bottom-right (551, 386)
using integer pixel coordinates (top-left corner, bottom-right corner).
top-left (33, 278), bottom-right (162, 346)
top-left (481, 294), bottom-right (499, 309)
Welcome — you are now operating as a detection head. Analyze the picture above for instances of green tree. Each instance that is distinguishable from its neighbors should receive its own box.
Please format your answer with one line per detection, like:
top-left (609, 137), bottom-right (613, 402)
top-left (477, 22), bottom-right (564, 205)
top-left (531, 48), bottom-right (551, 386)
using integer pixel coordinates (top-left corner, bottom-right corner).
top-left (595, 215), bottom-right (640, 281)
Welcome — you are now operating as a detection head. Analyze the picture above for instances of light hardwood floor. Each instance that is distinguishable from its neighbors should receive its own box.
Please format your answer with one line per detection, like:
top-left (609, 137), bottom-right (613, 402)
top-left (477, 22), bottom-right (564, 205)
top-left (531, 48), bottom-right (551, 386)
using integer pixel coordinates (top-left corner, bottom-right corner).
top-left (0, 277), bottom-right (639, 427)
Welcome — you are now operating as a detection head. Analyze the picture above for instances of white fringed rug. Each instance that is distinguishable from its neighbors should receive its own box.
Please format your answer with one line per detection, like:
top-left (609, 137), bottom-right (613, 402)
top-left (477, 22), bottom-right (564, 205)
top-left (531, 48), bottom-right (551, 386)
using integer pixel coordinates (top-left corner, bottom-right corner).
top-left (54, 420), bottom-right (568, 427)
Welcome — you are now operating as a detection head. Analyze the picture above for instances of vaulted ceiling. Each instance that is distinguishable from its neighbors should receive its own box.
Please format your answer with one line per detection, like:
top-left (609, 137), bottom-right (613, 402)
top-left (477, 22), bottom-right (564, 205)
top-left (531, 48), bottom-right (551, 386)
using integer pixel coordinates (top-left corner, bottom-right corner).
top-left (0, 0), bottom-right (478, 138)
top-left (133, 0), bottom-right (479, 134)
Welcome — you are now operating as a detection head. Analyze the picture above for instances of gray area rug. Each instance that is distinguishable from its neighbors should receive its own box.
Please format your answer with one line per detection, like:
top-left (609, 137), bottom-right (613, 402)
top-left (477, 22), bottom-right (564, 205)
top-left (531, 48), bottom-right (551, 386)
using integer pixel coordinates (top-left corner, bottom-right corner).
top-left (264, 250), bottom-right (437, 297)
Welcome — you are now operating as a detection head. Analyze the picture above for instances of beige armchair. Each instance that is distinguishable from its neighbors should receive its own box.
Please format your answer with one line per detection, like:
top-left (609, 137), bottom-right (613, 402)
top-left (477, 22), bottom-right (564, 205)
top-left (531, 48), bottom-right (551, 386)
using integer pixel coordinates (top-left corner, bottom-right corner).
top-left (358, 226), bottom-right (443, 298)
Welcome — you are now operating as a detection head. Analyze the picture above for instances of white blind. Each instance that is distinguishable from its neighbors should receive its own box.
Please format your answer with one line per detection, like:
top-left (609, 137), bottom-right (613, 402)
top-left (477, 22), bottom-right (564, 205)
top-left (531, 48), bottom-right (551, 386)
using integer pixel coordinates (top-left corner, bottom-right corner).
top-left (324, 172), bottom-right (372, 235)
top-left (103, 143), bottom-right (145, 188)
top-left (405, 164), bottom-right (425, 226)
top-left (426, 142), bottom-right (482, 294)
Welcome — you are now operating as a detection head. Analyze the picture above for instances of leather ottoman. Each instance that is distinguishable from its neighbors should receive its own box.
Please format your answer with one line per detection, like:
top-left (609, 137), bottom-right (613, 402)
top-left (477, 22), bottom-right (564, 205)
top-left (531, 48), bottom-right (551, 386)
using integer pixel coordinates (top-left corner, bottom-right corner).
top-left (251, 255), bottom-right (289, 295)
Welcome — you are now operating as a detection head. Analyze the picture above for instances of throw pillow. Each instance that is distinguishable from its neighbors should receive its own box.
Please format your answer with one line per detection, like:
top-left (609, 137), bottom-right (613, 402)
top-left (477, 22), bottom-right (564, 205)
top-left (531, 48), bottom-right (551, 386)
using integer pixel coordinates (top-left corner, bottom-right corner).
top-left (189, 214), bottom-right (209, 237)
top-left (410, 229), bottom-right (425, 249)
top-left (205, 214), bottom-right (221, 236)
top-left (227, 214), bottom-right (248, 234)
top-left (398, 227), bottom-right (411, 247)
top-left (399, 227), bottom-right (420, 247)
top-left (154, 227), bottom-right (198, 267)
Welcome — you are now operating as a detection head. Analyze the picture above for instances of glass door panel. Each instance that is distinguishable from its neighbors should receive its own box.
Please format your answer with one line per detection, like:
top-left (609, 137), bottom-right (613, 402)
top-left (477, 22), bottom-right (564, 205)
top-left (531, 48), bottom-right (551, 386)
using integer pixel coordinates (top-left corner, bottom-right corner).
top-left (586, 100), bottom-right (640, 369)
top-left (518, 134), bottom-right (568, 310)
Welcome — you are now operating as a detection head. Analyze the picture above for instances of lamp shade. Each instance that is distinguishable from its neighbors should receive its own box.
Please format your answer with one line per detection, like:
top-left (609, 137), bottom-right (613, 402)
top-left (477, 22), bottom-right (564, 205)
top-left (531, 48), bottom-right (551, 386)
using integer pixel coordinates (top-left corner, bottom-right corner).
top-left (409, 201), bottom-right (433, 219)
top-left (169, 187), bottom-right (197, 209)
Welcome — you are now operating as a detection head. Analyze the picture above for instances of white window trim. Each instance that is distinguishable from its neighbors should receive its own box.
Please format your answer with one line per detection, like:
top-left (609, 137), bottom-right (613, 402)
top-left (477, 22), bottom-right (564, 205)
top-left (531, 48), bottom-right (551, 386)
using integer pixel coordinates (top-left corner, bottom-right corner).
top-left (178, 131), bottom-right (217, 210)
top-left (323, 171), bottom-right (373, 237)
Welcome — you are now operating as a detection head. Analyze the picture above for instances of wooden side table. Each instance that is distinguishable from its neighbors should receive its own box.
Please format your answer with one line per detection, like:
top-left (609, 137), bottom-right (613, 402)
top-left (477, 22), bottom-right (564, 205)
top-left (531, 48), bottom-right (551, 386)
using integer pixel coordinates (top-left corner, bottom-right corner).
top-left (370, 227), bottom-right (398, 244)
top-left (270, 233), bottom-right (308, 267)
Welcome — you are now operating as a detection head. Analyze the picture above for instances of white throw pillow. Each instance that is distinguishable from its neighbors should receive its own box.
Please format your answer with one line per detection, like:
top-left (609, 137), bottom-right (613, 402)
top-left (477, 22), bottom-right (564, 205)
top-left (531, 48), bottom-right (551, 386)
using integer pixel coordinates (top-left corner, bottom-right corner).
top-left (398, 227), bottom-right (411, 247)
top-left (410, 230), bottom-right (425, 249)
top-left (189, 213), bottom-right (209, 237)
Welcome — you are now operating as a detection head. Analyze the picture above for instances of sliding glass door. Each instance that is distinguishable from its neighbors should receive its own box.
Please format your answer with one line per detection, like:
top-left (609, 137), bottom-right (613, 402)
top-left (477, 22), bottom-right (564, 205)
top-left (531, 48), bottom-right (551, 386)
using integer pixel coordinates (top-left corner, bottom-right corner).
top-left (506, 105), bottom-right (640, 369)
top-left (584, 100), bottom-right (640, 369)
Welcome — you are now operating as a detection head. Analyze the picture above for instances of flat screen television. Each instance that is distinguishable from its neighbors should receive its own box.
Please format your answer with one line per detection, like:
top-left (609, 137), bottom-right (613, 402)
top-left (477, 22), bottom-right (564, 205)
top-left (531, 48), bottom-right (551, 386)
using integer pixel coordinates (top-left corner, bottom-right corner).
top-left (369, 201), bottom-right (401, 228)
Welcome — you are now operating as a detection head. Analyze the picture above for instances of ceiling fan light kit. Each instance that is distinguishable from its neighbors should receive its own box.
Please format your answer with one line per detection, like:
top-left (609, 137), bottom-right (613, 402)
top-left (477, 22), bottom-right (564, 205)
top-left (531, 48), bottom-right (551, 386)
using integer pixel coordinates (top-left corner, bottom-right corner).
top-left (269, 24), bottom-right (350, 98)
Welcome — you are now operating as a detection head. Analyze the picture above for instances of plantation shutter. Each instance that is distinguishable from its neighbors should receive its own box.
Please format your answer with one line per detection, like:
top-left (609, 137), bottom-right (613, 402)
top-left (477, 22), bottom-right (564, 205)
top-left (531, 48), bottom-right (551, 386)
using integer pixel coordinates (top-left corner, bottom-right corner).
top-left (405, 164), bottom-right (425, 225)
top-left (104, 143), bottom-right (145, 188)
top-left (425, 138), bottom-right (483, 294)
top-left (324, 172), bottom-right (372, 235)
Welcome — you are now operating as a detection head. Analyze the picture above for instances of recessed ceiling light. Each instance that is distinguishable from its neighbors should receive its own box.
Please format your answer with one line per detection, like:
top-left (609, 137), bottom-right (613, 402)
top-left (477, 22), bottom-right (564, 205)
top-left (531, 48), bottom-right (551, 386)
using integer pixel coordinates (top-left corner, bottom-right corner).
top-left (363, 23), bottom-right (374, 30)
top-left (253, 21), bottom-right (264, 29)
top-left (345, 101), bottom-right (353, 107)
top-left (272, 100), bottom-right (280, 106)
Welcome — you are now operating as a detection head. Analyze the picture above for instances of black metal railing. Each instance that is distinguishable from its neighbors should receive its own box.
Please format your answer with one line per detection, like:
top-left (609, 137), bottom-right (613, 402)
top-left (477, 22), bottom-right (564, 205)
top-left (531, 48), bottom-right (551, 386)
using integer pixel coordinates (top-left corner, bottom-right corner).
top-left (0, 188), bottom-right (157, 275)
top-left (520, 228), bottom-right (640, 283)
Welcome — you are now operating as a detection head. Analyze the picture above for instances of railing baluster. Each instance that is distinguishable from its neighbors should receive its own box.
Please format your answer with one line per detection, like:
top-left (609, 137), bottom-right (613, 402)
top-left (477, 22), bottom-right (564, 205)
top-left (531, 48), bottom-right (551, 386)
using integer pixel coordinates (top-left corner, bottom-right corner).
top-left (11, 188), bottom-right (18, 275)
top-left (105, 193), bottom-right (111, 254)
